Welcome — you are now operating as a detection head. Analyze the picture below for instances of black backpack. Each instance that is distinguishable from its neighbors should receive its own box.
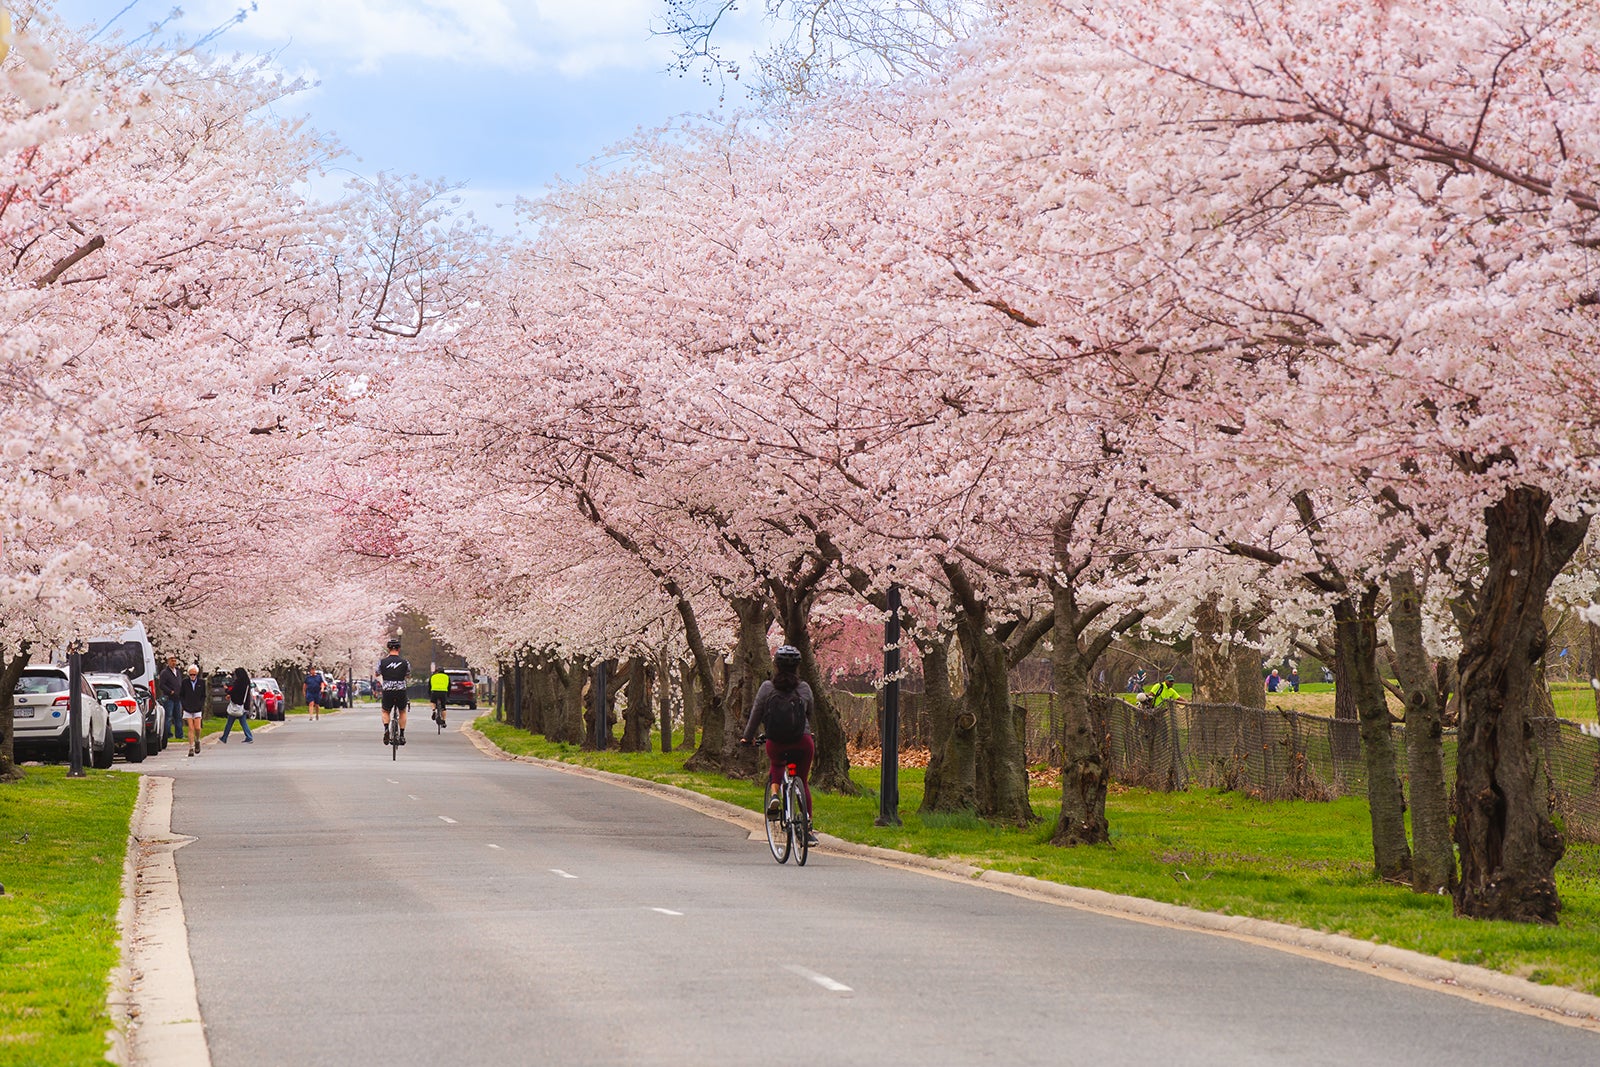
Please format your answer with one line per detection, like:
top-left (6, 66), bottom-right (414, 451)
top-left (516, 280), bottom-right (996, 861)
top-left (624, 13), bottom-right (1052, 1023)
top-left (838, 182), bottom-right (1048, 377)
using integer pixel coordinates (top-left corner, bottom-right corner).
top-left (764, 687), bottom-right (807, 744)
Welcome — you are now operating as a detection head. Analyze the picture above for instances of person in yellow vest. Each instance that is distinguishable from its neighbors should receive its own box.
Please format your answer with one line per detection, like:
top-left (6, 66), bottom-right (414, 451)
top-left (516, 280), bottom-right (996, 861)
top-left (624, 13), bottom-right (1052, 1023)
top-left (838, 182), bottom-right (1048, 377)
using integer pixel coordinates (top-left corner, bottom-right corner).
top-left (430, 669), bottom-right (450, 727)
top-left (1145, 674), bottom-right (1180, 705)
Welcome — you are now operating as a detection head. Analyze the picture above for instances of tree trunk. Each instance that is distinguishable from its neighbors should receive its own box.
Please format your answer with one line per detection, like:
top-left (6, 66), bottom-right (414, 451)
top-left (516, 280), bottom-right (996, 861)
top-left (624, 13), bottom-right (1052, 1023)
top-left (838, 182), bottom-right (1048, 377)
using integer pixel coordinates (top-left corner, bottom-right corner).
top-left (1388, 569), bottom-right (1455, 895)
top-left (1051, 598), bottom-right (1107, 846)
top-left (620, 658), bottom-right (654, 752)
top-left (1234, 618), bottom-right (1266, 709)
top-left (917, 631), bottom-right (971, 814)
top-left (1590, 623), bottom-right (1600, 717)
top-left (1454, 486), bottom-right (1586, 923)
top-left (1192, 599), bottom-right (1240, 705)
top-left (956, 610), bottom-right (1033, 825)
top-left (688, 596), bottom-right (768, 779)
top-left (547, 659), bottom-right (587, 745)
top-left (677, 658), bottom-right (697, 751)
top-left (657, 651), bottom-right (673, 753)
top-left (1336, 590), bottom-right (1413, 883)
top-left (0, 640), bottom-right (32, 782)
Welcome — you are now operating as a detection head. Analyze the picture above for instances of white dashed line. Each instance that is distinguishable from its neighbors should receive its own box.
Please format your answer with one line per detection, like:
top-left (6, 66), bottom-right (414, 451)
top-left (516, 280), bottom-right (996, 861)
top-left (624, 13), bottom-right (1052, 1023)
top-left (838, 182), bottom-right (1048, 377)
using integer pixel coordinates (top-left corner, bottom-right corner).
top-left (407, 794), bottom-right (419, 800)
top-left (549, 869), bottom-right (577, 879)
top-left (438, 815), bottom-right (457, 824)
top-left (486, 844), bottom-right (502, 850)
top-left (785, 965), bottom-right (853, 994)
top-left (386, 779), bottom-right (399, 785)
top-left (649, 908), bottom-right (683, 916)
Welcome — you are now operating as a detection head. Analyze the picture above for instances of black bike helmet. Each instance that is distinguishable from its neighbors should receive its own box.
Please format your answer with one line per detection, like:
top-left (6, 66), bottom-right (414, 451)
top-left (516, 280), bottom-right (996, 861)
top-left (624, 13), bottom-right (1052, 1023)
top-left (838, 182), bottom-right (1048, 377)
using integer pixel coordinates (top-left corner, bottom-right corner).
top-left (386, 637), bottom-right (402, 651)
top-left (774, 645), bottom-right (802, 667)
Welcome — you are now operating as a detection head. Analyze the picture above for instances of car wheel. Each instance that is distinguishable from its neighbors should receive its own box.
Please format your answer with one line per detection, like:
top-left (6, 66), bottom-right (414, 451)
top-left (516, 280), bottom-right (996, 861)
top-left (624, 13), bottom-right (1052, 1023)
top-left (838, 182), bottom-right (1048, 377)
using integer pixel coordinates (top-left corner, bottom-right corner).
top-left (90, 724), bottom-right (115, 769)
top-left (125, 731), bottom-right (148, 763)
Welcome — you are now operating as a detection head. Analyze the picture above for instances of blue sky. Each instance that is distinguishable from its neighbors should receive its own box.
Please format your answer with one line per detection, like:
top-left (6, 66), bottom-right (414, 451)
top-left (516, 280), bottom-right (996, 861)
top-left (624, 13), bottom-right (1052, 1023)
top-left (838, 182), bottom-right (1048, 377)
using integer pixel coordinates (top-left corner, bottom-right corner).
top-left (49, 0), bottom-right (757, 230)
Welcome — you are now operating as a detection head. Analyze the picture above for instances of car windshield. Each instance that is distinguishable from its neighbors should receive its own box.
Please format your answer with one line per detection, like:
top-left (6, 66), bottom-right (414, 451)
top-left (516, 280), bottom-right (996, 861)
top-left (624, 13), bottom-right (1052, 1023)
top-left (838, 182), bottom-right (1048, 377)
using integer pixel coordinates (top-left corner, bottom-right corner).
top-left (16, 672), bottom-right (66, 695)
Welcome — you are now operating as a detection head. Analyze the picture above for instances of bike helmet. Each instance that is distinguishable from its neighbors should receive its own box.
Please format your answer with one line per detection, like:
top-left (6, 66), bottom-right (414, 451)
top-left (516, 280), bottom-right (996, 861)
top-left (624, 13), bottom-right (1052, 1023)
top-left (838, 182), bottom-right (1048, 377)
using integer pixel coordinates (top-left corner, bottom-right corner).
top-left (386, 637), bottom-right (402, 651)
top-left (774, 645), bottom-right (802, 667)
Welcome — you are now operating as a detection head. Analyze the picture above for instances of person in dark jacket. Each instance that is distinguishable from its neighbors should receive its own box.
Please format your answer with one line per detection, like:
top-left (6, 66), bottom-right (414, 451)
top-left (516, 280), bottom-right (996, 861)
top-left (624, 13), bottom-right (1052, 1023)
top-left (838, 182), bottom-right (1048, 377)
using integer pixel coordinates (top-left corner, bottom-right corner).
top-left (738, 645), bottom-right (817, 845)
top-left (221, 667), bottom-right (255, 743)
top-left (157, 655), bottom-right (184, 742)
top-left (179, 664), bottom-right (207, 756)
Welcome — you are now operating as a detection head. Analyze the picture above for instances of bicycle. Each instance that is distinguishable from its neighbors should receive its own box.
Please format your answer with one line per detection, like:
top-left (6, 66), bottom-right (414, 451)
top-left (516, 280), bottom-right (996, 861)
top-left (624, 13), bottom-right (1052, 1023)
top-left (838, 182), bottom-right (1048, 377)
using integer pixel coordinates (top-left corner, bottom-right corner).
top-left (754, 735), bottom-right (812, 866)
top-left (388, 701), bottom-right (406, 760)
top-left (432, 695), bottom-right (447, 733)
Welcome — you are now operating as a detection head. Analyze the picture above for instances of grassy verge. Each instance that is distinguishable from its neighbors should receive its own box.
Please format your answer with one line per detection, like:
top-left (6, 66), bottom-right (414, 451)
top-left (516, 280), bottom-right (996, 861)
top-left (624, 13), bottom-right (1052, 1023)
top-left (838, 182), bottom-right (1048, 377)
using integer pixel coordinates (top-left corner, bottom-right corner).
top-left (477, 717), bottom-right (1600, 996)
top-left (0, 768), bottom-right (140, 1064)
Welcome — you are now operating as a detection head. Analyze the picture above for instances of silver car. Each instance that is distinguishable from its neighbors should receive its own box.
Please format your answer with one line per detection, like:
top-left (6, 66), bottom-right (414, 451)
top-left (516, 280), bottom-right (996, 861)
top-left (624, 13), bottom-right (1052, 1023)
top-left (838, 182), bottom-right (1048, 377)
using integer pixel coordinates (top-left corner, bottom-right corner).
top-left (87, 672), bottom-right (152, 763)
top-left (12, 665), bottom-right (114, 767)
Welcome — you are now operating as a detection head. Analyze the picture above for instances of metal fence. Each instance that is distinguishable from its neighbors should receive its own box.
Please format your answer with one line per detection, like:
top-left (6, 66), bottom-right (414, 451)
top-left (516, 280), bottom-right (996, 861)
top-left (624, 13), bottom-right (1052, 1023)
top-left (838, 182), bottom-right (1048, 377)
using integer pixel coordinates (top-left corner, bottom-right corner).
top-left (833, 689), bottom-right (1600, 842)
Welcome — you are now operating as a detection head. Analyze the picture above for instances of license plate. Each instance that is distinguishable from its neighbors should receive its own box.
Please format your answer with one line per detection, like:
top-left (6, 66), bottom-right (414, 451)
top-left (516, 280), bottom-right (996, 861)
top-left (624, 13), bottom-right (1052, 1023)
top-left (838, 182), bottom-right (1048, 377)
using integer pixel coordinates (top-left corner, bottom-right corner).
top-left (15, 708), bottom-right (33, 718)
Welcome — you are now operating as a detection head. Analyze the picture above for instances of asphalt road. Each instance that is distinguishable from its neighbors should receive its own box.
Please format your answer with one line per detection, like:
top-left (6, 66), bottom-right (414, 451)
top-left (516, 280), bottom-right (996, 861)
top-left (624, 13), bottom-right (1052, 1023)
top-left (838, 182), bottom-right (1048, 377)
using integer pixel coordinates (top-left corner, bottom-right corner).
top-left (150, 706), bottom-right (1600, 1067)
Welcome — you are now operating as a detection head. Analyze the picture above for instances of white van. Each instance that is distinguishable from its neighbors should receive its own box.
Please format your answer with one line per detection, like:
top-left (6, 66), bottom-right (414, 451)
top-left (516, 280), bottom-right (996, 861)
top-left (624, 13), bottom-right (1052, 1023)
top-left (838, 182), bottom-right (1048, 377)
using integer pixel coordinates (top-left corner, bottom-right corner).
top-left (65, 621), bottom-right (158, 690)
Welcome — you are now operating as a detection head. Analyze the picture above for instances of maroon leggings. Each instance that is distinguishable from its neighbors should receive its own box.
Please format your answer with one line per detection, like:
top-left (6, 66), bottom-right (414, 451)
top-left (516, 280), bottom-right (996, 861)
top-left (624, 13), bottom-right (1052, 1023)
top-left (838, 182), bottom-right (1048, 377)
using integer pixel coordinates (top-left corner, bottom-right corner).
top-left (766, 735), bottom-right (814, 813)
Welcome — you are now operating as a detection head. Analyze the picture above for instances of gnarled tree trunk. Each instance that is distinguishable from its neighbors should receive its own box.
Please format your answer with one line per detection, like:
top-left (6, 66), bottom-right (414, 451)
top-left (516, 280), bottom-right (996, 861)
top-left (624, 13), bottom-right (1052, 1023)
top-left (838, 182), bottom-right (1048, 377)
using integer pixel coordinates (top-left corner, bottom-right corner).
top-left (620, 657), bottom-right (654, 752)
top-left (1454, 487), bottom-right (1587, 923)
top-left (1192, 599), bottom-right (1240, 705)
top-left (1388, 569), bottom-right (1455, 895)
top-left (1336, 589), bottom-right (1413, 883)
top-left (0, 640), bottom-right (32, 782)
top-left (917, 631), bottom-right (975, 814)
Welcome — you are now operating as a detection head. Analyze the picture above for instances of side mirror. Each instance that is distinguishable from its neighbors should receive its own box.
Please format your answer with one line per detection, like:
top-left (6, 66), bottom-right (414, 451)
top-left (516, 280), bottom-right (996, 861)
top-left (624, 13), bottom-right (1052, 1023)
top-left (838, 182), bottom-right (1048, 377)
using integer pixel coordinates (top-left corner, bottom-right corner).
top-left (102, 701), bottom-right (120, 716)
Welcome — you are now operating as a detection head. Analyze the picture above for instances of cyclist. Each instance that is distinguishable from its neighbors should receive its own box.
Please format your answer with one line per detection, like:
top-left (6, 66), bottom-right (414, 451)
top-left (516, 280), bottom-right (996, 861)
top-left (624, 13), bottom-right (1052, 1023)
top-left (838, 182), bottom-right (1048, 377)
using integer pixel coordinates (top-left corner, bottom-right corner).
top-left (430, 668), bottom-right (449, 727)
top-left (376, 638), bottom-right (411, 745)
top-left (738, 645), bottom-right (817, 846)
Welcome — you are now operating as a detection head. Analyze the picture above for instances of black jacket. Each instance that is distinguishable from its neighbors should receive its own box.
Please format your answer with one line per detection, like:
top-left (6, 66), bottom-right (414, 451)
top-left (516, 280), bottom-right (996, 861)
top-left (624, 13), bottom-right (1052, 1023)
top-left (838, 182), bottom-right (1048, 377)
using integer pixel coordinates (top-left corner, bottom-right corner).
top-left (178, 676), bottom-right (206, 714)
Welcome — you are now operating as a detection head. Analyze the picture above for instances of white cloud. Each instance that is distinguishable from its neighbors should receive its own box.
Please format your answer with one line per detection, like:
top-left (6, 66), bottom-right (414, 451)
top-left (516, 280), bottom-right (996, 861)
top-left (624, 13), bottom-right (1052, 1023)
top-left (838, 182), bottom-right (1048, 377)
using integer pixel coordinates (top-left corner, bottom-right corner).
top-left (183, 0), bottom-right (673, 74)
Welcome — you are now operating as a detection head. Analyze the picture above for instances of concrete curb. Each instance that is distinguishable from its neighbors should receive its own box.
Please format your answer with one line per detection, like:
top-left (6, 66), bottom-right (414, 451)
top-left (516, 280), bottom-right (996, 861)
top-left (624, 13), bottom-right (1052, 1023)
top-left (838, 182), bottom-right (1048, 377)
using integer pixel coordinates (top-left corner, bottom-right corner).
top-left (463, 725), bottom-right (1600, 1028)
top-left (116, 775), bottom-right (212, 1067)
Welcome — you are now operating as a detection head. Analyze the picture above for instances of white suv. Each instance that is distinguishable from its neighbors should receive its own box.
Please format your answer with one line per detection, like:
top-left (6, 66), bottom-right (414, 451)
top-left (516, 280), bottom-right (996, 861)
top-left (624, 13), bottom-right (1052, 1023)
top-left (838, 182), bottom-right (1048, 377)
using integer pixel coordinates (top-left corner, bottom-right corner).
top-left (87, 672), bottom-right (152, 763)
top-left (12, 666), bottom-right (114, 767)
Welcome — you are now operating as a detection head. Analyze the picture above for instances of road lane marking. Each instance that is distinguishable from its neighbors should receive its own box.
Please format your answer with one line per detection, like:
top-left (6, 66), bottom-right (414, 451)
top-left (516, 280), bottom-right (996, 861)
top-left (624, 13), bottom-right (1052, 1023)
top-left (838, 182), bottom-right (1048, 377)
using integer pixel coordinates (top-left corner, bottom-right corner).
top-left (408, 794), bottom-right (419, 800)
top-left (486, 844), bottom-right (502, 850)
top-left (650, 908), bottom-right (683, 916)
top-left (549, 869), bottom-right (577, 879)
top-left (386, 779), bottom-right (399, 785)
top-left (785, 965), bottom-right (853, 994)
top-left (438, 815), bottom-right (457, 824)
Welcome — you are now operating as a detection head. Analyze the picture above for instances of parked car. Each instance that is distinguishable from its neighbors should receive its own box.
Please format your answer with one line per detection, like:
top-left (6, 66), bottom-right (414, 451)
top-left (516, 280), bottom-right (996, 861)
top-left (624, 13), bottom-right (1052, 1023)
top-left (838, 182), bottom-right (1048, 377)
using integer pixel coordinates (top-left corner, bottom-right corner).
top-left (12, 665), bottom-right (114, 767)
top-left (251, 677), bottom-right (285, 721)
top-left (131, 680), bottom-right (166, 752)
top-left (356, 678), bottom-right (373, 697)
top-left (87, 672), bottom-right (151, 763)
top-left (443, 669), bottom-right (478, 709)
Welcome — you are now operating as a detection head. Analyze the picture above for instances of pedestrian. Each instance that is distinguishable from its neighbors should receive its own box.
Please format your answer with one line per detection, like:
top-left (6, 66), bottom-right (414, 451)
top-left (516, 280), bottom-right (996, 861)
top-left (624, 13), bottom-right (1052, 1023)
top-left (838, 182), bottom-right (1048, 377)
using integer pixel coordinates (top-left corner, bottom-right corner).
top-left (305, 667), bottom-right (324, 721)
top-left (1145, 674), bottom-right (1180, 705)
top-left (1289, 667), bottom-right (1301, 692)
top-left (1266, 668), bottom-right (1281, 693)
top-left (221, 667), bottom-right (255, 743)
top-left (1322, 666), bottom-right (1333, 684)
top-left (157, 654), bottom-right (184, 743)
top-left (179, 664), bottom-right (207, 756)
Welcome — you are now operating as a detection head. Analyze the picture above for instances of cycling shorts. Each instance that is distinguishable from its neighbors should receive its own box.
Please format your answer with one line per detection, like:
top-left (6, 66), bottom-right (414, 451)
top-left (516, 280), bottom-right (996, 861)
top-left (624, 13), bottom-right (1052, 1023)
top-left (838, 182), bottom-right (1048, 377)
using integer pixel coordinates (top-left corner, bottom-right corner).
top-left (381, 690), bottom-right (408, 712)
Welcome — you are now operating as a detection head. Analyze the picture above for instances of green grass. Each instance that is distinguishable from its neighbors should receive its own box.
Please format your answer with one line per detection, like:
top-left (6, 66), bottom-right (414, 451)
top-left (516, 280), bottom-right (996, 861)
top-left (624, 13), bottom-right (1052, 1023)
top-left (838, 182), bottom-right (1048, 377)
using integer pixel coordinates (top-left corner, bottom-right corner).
top-left (477, 717), bottom-right (1600, 996)
top-left (0, 768), bottom-right (140, 1064)
top-left (1550, 682), bottom-right (1598, 721)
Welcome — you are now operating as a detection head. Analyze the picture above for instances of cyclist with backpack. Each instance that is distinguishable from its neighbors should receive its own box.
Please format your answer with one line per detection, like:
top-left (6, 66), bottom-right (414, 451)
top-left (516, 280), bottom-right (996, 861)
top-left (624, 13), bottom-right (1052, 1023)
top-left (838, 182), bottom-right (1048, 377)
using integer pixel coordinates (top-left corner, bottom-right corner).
top-left (738, 645), bottom-right (818, 846)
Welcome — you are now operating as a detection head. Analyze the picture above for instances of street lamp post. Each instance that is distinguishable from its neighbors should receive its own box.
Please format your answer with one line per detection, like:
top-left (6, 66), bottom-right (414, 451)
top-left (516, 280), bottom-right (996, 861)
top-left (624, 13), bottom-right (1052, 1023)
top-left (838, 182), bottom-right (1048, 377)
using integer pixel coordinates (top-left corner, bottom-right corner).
top-left (876, 584), bottom-right (902, 826)
top-left (594, 660), bottom-right (608, 750)
top-left (66, 638), bottom-right (86, 778)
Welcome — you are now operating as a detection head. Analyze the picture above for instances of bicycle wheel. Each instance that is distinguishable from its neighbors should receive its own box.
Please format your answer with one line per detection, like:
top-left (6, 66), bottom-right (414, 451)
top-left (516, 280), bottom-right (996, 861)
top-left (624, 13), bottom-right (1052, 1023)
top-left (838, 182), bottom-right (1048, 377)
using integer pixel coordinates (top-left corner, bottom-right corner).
top-left (391, 727), bottom-right (399, 760)
top-left (791, 778), bottom-right (811, 866)
top-left (765, 784), bottom-right (791, 863)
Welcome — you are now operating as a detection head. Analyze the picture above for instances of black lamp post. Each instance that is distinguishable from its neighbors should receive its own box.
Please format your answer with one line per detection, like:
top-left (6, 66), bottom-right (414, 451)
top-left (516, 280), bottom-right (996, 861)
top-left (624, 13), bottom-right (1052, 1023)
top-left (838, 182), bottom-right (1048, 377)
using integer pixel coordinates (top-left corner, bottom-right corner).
top-left (876, 584), bottom-right (902, 827)
top-left (67, 639), bottom-right (86, 778)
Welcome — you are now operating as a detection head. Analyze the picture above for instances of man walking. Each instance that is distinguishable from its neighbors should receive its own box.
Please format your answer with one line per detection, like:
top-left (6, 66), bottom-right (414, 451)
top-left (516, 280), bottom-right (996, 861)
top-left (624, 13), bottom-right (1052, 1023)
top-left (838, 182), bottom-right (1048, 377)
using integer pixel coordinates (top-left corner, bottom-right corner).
top-left (157, 655), bottom-right (184, 743)
top-left (179, 664), bottom-right (207, 756)
top-left (305, 667), bottom-right (324, 721)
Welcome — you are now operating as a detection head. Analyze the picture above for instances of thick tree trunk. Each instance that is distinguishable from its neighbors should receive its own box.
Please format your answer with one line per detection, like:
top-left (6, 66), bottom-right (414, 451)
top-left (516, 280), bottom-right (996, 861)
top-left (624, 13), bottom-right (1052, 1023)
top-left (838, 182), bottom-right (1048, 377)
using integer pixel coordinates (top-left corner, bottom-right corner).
top-left (620, 658), bottom-right (654, 752)
top-left (657, 651), bottom-right (673, 753)
top-left (0, 640), bottom-right (32, 782)
top-left (677, 658), bottom-right (697, 751)
top-left (1454, 487), bottom-right (1586, 923)
top-left (1528, 663), bottom-right (1557, 718)
top-left (1388, 570), bottom-right (1456, 895)
top-left (1051, 599), bottom-right (1107, 846)
top-left (1192, 599), bottom-right (1240, 705)
top-left (917, 632), bottom-right (971, 814)
top-left (1234, 619), bottom-right (1266, 709)
top-left (956, 612), bottom-right (1033, 826)
top-left (1336, 591), bottom-right (1413, 883)
top-left (547, 660), bottom-right (587, 745)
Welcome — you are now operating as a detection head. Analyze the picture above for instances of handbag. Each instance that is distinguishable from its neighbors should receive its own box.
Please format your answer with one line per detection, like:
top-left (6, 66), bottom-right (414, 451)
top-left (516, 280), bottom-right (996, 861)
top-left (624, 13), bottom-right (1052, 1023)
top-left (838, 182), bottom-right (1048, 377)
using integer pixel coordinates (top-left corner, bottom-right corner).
top-left (226, 701), bottom-right (246, 718)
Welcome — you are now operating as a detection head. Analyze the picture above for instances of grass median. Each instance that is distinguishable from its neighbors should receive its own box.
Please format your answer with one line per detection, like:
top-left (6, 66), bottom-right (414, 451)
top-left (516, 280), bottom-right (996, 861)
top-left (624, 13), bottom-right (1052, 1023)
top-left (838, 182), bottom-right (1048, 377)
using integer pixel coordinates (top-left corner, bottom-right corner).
top-left (476, 716), bottom-right (1600, 997)
top-left (0, 767), bottom-right (140, 1065)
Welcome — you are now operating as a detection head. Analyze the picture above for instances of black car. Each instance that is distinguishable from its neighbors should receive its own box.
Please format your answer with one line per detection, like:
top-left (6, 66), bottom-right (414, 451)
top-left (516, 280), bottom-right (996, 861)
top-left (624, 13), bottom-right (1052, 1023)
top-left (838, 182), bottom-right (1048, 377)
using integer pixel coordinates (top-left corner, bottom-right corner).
top-left (443, 670), bottom-right (478, 709)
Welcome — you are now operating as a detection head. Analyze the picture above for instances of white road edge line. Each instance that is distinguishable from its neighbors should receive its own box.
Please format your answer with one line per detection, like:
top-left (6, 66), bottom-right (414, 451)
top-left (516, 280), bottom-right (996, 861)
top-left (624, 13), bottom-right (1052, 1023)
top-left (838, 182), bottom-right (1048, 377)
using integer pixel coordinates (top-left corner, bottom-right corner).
top-left (438, 815), bottom-right (458, 824)
top-left (785, 964), bottom-right (853, 994)
top-left (650, 907), bottom-right (683, 916)
top-left (549, 869), bottom-right (578, 879)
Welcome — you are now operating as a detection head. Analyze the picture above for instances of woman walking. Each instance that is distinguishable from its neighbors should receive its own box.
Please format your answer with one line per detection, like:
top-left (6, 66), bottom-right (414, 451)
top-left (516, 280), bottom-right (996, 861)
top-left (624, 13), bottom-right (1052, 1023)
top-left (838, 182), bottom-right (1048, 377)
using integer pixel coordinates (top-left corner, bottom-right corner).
top-left (221, 667), bottom-right (255, 743)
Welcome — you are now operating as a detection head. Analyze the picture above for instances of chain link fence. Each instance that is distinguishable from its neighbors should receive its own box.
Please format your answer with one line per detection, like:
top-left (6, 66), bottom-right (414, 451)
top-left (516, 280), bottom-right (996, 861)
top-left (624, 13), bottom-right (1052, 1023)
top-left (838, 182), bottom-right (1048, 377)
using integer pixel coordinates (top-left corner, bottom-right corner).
top-left (833, 688), bottom-right (1600, 841)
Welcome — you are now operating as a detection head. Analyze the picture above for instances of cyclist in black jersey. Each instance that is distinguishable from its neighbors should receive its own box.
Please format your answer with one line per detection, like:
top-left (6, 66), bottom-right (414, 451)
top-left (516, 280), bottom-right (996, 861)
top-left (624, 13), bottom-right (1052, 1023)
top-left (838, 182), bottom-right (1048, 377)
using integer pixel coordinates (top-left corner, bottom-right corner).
top-left (376, 637), bottom-right (411, 745)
